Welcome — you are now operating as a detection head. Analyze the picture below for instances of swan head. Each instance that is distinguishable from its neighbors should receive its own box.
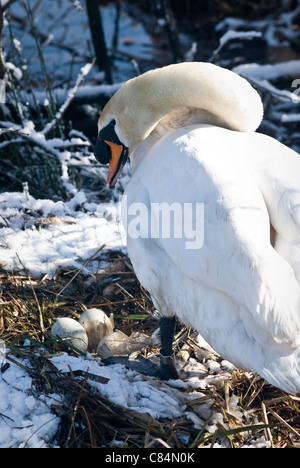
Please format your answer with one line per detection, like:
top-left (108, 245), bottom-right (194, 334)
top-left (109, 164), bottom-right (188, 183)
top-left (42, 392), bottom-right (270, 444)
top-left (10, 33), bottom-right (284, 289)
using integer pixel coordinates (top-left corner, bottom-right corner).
top-left (94, 62), bottom-right (263, 189)
top-left (94, 118), bottom-right (129, 189)
top-left (94, 72), bottom-right (161, 188)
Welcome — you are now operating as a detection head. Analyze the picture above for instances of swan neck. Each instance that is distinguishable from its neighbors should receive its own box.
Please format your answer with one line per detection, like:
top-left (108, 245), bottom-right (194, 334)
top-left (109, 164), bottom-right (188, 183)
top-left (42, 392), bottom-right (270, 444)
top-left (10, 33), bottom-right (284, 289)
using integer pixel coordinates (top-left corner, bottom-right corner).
top-left (101, 62), bottom-right (263, 151)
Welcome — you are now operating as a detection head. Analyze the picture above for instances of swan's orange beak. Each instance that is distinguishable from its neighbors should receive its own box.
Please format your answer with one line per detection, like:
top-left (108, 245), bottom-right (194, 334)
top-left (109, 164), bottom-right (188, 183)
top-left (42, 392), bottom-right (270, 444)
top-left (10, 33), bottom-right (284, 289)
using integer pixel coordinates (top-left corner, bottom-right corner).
top-left (94, 138), bottom-right (128, 189)
top-left (94, 119), bottom-right (128, 188)
top-left (105, 141), bottom-right (125, 188)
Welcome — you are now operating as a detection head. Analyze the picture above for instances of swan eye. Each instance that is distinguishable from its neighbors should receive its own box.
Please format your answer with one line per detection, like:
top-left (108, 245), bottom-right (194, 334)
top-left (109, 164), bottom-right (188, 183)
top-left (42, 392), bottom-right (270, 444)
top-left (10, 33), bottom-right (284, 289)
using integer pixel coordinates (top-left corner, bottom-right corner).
top-left (94, 119), bottom-right (122, 165)
top-left (94, 139), bottom-right (111, 165)
top-left (98, 119), bottom-right (121, 144)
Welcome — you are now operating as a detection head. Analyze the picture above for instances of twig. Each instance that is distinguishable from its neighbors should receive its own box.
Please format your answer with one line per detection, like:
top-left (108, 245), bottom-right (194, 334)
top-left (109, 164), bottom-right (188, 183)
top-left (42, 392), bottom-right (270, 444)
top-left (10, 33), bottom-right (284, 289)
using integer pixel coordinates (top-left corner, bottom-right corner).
top-left (85, 0), bottom-right (112, 84)
top-left (262, 396), bottom-right (300, 447)
top-left (6, 355), bottom-right (33, 373)
top-left (261, 400), bottom-right (273, 446)
top-left (15, 253), bottom-right (45, 333)
top-left (0, 128), bottom-right (29, 136)
top-left (0, 123), bottom-right (62, 159)
top-left (57, 243), bottom-right (106, 298)
top-left (208, 30), bottom-right (262, 63)
top-left (65, 367), bottom-right (89, 448)
top-left (1, 0), bottom-right (16, 11)
top-left (19, 415), bottom-right (58, 449)
top-left (30, 276), bottom-right (44, 333)
top-left (145, 437), bottom-right (171, 448)
top-left (41, 60), bottom-right (96, 136)
top-left (158, 0), bottom-right (183, 63)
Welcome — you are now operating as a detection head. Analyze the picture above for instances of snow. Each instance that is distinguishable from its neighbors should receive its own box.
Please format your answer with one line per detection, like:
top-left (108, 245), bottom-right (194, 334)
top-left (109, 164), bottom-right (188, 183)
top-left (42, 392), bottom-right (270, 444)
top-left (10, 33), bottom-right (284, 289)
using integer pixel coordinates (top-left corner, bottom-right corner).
top-left (0, 190), bottom-right (126, 278)
top-left (233, 60), bottom-right (300, 81)
top-left (0, 189), bottom-right (202, 447)
top-left (0, 349), bottom-right (187, 448)
top-left (0, 354), bottom-right (60, 448)
top-left (51, 353), bottom-right (186, 420)
top-left (215, 5), bottom-right (300, 48)
top-left (0, 187), bottom-right (189, 447)
top-left (210, 30), bottom-right (262, 61)
top-left (233, 60), bottom-right (300, 104)
top-left (281, 113), bottom-right (300, 123)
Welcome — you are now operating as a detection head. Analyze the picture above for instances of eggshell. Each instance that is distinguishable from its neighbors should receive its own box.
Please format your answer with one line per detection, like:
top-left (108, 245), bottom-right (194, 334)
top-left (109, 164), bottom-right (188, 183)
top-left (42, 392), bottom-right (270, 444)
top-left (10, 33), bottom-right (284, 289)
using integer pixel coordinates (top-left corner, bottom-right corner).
top-left (79, 308), bottom-right (114, 352)
top-left (97, 330), bottom-right (152, 359)
top-left (51, 317), bottom-right (88, 352)
top-left (97, 330), bottom-right (128, 359)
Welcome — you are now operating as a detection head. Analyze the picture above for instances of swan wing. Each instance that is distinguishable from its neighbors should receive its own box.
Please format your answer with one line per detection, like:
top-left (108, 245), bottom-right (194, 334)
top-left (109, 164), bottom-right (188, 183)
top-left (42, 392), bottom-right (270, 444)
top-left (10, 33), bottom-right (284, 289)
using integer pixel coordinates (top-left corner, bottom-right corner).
top-left (250, 132), bottom-right (300, 284)
top-left (124, 125), bottom-right (300, 350)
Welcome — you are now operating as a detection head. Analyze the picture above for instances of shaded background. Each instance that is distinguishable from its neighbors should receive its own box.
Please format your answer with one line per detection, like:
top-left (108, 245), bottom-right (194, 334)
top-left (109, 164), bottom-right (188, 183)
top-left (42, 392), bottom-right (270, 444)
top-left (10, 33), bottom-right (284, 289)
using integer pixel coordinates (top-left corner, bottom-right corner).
top-left (0, 0), bottom-right (299, 200)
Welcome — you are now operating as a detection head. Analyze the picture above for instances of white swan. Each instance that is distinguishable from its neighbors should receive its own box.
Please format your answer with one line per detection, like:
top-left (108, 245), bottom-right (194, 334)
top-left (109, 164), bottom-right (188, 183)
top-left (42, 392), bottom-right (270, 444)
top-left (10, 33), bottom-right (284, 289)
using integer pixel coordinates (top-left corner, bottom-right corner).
top-left (94, 62), bottom-right (300, 395)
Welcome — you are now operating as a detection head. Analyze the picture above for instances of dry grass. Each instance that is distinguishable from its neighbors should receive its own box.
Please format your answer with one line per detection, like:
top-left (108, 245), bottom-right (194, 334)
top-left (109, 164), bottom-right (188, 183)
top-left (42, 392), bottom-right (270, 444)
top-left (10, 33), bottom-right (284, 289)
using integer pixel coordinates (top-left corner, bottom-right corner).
top-left (0, 251), bottom-right (300, 448)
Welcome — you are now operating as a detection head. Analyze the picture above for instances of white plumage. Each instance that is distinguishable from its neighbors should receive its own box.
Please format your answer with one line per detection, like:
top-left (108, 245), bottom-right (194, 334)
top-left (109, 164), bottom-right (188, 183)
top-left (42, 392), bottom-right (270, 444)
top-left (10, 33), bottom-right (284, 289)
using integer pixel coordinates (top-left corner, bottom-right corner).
top-left (96, 62), bottom-right (300, 394)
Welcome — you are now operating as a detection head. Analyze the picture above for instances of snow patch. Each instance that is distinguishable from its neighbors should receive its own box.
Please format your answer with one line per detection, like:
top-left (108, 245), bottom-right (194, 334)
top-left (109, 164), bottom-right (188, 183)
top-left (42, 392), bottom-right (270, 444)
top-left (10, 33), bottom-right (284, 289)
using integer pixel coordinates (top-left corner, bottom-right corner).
top-left (0, 191), bottom-right (126, 278)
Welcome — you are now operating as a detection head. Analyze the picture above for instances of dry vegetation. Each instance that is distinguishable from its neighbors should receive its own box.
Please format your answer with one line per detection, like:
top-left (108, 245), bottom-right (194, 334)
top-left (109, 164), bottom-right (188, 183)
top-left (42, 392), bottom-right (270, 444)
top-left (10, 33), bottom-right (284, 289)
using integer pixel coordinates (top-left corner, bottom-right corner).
top-left (0, 250), bottom-right (299, 448)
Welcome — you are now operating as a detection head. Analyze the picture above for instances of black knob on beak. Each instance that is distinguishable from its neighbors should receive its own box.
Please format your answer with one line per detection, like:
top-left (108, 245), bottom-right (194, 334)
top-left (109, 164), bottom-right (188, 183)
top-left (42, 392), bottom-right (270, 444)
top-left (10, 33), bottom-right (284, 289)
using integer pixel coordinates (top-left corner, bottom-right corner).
top-left (94, 139), bottom-right (111, 165)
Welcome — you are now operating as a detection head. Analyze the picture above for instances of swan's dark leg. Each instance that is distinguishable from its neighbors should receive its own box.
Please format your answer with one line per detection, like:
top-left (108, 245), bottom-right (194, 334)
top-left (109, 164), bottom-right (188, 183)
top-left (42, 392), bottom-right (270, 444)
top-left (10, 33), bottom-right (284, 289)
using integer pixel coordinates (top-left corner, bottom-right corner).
top-left (102, 316), bottom-right (179, 380)
top-left (158, 316), bottom-right (179, 379)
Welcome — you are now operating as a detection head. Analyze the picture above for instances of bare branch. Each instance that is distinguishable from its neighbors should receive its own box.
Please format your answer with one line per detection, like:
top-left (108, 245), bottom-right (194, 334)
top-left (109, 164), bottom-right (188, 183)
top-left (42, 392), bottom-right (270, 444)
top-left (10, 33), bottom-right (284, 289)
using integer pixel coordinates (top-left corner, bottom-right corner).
top-left (41, 59), bottom-right (95, 136)
top-left (158, 0), bottom-right (183, 63)
top-left (1, 0), bottom-right (16, 12)
top-left (0, 1), bottom-right (15, 78)
top-left (85, 0), bottom-right (112, 84)
top-left (0, 5), bottom-right (6, 79)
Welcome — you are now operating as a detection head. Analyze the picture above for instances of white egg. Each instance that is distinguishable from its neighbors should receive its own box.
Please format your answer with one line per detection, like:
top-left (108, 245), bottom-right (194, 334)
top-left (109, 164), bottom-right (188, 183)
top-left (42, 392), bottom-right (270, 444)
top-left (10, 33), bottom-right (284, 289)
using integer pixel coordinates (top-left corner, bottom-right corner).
top-left (79, 308), bottom-right (114, 352)
top-left (51, 317), bottom-right (88, 352)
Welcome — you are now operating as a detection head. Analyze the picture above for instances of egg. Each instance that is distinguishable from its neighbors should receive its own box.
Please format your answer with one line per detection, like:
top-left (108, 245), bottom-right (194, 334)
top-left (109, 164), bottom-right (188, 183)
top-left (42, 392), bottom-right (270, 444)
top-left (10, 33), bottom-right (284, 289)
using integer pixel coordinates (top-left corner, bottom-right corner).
top-left (79, 308), bottom-right (114, 352)
top-left (51, 317), bottom-right (88, 352)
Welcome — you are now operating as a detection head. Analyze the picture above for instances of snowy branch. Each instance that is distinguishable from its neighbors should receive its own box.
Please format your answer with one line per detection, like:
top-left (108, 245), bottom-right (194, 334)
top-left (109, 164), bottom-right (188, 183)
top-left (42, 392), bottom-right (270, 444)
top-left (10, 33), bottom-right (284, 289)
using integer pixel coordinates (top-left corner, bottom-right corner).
top-left (209, 30), bottom-right (262, 63)
top-left (1, 0), bottom-right (15, 11)
top-left (233, 61), bottom-right (300, 104)
top-left (41, 60), bottom-right (95, 136)
top-left (0, 127), bottom-right (62, 159)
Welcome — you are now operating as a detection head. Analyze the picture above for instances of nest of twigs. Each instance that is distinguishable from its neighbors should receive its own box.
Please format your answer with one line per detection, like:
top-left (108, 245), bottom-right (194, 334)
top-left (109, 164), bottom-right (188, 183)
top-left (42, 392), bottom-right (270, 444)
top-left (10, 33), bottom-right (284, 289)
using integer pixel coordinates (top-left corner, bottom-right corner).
top-left (1, 251), bottom-right (300, 448)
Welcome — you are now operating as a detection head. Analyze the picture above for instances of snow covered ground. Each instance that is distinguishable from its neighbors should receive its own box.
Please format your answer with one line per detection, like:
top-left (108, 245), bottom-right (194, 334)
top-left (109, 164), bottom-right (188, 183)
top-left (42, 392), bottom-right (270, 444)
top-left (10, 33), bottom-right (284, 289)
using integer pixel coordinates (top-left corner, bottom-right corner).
top-left (0, 188), bottom-right (122, 448)
top-left (0, 189), bottom-right (126, 278)
top-left (0, 349), bottom-right (60, 448)
top-left (0, 347), bottom-right (191, 448)
top-left (0, 188), bottom-right (193, 448)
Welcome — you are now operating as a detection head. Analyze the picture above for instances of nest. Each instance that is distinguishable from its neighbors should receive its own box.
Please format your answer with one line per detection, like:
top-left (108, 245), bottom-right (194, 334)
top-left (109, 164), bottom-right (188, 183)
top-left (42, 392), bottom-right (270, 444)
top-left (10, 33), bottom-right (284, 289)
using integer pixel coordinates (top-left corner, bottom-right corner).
top-left (0, 251), bottom-right (300, 448)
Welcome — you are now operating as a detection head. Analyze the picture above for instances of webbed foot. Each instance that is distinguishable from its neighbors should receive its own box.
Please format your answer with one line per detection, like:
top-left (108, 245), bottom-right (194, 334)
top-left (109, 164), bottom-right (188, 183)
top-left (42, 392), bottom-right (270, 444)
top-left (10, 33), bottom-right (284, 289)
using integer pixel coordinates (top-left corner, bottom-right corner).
top-left (102, 353), bottom-right (180, 380)
top-left (102, 355), bottom-right (160, 377)
top-left (102, 316), bottom-right (180, 380)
